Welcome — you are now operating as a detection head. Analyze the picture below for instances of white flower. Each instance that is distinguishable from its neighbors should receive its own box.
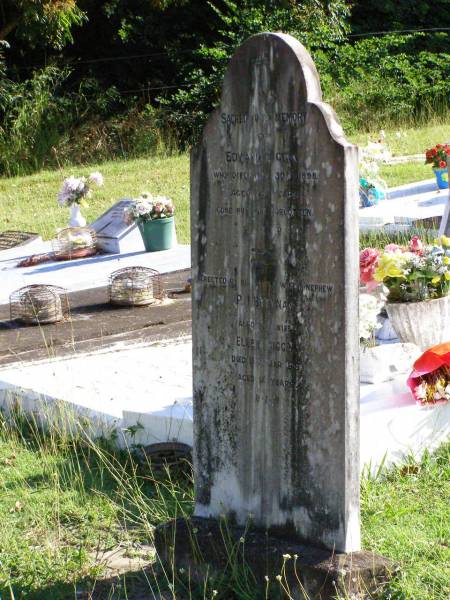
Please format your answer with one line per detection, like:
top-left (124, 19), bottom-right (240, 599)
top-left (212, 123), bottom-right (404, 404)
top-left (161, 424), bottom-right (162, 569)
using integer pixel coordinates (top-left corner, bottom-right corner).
top-left (66, 176), bottom-right (83, 192)
top-left (57, 174), bottom-right (98, 207)
top-left (89, 171), bottom-right (104, 186)
top-left (415, 382), bottom-right (427, 400)
top-left (123, 192), bottom-right (174, 223)
top-left (359, 294), bottom-right (382, 341)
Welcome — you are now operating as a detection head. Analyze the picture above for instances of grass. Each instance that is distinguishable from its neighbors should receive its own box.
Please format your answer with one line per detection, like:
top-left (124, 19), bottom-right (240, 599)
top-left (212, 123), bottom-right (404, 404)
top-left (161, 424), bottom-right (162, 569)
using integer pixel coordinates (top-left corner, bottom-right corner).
top-left (1, 121), bottom-right (449, 243)
top-left (359, 228), bottom-right (437, 250)
top-left (0, 404), bottom-right (448, 599)
top-left (350, 117), bottom-right (450, 156)
top-left (361, 445), bottom-right (450, 600)
top-left (0, 155), bottom-right (190, 244)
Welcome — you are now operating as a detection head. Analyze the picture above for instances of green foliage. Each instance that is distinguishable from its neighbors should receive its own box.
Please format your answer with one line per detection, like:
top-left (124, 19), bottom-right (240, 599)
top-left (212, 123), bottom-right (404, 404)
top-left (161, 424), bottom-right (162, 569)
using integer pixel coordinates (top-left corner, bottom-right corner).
top-left (159, 0), bottom-right (351, 145)
top-left (0, 66), bottom-right (73, 176)
top-left (351, 0), bottom-right (450, 38)
top-left (0, 1), bottom-right (86, 49)
top-left (315, 34), bottom-right (450, 133)
top-left (1, 0), bottom-right (449, 171)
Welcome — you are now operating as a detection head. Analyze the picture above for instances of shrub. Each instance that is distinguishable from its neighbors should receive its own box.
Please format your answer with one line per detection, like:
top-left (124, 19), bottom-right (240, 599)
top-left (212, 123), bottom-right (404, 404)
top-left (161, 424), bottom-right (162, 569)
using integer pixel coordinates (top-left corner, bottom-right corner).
top-left (0, 66), bottom-right (72, 176)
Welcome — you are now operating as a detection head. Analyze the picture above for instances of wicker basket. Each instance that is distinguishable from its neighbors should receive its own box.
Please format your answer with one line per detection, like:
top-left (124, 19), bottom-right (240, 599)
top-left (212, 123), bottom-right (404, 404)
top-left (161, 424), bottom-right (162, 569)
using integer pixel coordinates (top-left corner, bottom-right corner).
top-left (10, 285), bottom-right (70, 325)
top-left (109, 266), bottom-right (164, 306)
top-left (52, 227), bottom-right (97, 260)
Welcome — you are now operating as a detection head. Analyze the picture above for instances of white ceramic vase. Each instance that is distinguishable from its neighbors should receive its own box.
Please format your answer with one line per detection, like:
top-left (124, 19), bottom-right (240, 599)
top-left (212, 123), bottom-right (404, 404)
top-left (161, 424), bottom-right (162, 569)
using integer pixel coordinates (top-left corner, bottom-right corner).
top-left (69, 203), bottom-right (86, 227)
top-left (386, 295), bottom-right (450, 350)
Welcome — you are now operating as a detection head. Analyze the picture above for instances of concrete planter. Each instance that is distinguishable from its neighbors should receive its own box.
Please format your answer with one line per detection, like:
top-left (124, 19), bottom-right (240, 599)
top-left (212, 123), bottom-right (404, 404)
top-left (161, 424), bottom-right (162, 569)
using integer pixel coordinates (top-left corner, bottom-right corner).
top-left (386, 295), bottom-right (450, 350)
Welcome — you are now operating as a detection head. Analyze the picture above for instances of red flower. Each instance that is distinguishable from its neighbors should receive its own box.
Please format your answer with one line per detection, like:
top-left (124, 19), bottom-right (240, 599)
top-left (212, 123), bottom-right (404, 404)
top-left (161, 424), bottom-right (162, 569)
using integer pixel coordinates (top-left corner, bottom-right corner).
top-left (407, 342), bottom-right (450, 405)
top-left (432, 149), bottom-right (438, 156)
top-left (360, 247), bottom-right (380, 290)
top-left (409, 235), bottom-right (423, 253)
top-left (436, 144), bottom-right (442, 149)
top-left (440, 160), bottom-right (447, 168)
top-left (446, 149), bottom-right (450, 155)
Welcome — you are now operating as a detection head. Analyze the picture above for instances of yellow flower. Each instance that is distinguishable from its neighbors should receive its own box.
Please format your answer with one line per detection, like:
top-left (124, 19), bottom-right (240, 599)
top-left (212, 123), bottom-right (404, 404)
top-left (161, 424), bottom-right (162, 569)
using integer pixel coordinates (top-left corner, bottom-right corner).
top-left (445, 271), bottom-right (450, 281)
top-left (441, 235), bottom-right (450, 248)
top-left (444, 257), bottom-right (450, 265)
top-left (374, 252), bottom-right (407, 281)
top-left (432, 275), bottom-right (441, 284)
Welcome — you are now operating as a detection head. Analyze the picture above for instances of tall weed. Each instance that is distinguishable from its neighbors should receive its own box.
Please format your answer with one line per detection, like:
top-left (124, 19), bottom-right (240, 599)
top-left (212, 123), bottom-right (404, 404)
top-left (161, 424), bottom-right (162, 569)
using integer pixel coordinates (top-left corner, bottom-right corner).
top-left (0, 66), bottom-right (72, 176)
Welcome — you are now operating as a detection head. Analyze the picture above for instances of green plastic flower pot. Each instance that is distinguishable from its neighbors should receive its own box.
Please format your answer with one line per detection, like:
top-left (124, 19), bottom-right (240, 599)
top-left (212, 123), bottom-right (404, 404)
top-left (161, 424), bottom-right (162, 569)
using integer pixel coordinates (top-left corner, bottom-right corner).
top-left (138, 217), bottom-right (175, 252)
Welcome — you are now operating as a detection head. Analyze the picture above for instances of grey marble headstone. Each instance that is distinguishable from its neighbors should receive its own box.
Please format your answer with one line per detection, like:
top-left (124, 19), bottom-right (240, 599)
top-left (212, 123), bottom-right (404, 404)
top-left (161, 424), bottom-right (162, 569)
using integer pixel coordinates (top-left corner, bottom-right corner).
top-left (90, 199), bottom-right (145, 254)
top-left (191, 33), bottom-right (360, 552)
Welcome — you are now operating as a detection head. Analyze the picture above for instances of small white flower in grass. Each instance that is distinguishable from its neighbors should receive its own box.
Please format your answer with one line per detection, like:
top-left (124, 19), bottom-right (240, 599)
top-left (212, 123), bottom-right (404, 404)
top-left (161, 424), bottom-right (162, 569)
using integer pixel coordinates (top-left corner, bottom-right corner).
top-left (275, 575), bottom-right (282, 581)
top-left (282, 553), bottom-right (291, 560)
top-left (239, 536), bottom-right (245, 543)
top-left (89, 171), bottom-right (104, 186)
top-left (264, 576), bottom-right (269, 582)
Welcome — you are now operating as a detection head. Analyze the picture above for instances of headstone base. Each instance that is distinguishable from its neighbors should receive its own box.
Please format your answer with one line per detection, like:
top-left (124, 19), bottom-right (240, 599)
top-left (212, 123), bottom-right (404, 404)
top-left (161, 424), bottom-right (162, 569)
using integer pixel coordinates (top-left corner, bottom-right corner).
top-left (155, 517), bottom-right (396, 600)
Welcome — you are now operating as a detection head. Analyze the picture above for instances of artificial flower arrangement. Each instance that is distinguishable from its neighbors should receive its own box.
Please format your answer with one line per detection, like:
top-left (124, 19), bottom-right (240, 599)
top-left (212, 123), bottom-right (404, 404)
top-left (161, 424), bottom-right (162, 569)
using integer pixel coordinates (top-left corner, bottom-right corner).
top-left (360, 235), bottom-right (450, 302)
top-left (124, 192), bottom-right (174, 224)
top-left (57, 172), bottom-right (104, 207)
top-left (407, 342), bottom-right (450, 406)
top-left (424, 143), bottom-right (450, 170)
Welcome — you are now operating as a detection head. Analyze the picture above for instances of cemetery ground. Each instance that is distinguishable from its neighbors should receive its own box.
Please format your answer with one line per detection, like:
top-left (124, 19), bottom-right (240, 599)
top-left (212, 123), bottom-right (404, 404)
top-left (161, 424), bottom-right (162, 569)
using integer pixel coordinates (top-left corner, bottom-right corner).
top-left (1, 121), bottom-right (450, 242)
top-left (0, 410), bottom-right (448, 600)
top-left (0, 115), bottom-right (450, 599)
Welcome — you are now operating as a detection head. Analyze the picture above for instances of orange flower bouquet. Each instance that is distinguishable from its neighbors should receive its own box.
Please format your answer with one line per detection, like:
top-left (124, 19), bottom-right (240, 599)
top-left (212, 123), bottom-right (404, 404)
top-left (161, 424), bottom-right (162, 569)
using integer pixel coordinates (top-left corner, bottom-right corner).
top-left (407, 342), bottom-right (450, 406)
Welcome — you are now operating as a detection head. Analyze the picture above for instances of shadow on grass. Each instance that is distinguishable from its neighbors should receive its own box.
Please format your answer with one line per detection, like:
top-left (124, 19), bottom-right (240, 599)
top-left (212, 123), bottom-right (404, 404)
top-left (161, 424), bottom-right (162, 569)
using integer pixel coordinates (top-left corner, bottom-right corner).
top-left (0, 409), bottom-right (194, 600)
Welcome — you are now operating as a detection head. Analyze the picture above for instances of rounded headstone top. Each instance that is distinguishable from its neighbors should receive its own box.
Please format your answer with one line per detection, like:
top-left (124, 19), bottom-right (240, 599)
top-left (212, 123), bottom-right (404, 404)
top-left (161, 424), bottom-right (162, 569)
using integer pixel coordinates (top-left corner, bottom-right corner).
top-left (223, 32), bottom-right (322, 104)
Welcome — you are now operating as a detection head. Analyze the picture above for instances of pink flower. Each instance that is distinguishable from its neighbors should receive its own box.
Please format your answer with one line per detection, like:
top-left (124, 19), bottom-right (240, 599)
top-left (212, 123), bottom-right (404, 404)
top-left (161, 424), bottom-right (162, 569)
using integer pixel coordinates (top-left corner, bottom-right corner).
top-left (360, 248), bottom-right (380, 290)
top-left (409, 235), bottom-right (423, 253)
top-left (384, 243), bottom-right (403, 253)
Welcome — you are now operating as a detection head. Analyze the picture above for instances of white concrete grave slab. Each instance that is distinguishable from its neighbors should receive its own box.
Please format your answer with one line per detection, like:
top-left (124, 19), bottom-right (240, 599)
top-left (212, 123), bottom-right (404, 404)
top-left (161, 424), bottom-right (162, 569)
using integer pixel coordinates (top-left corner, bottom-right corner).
top-left (0, 338), bottom-right (448, 475)
top-left (0, 244), bottom-right (190, 305)
top-left (359, 178), bottom-right (447, 231)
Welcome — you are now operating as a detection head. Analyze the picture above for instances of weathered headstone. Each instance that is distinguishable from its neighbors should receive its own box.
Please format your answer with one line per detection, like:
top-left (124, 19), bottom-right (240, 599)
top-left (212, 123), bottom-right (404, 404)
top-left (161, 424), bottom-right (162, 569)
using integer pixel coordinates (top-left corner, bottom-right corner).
top-left (156, 33), bottom-right (392, 597)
